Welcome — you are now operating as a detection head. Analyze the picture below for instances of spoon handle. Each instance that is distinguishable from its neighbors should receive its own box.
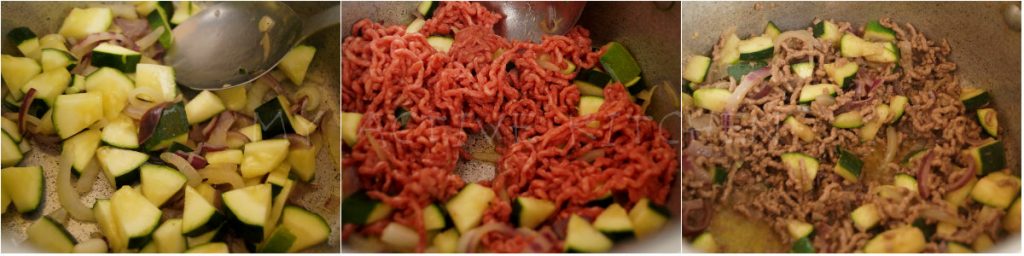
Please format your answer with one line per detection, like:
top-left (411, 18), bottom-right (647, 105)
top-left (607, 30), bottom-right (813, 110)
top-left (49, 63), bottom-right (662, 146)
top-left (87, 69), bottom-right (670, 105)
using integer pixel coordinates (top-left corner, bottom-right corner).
top-left (300, 5), bottom-right (340, 41)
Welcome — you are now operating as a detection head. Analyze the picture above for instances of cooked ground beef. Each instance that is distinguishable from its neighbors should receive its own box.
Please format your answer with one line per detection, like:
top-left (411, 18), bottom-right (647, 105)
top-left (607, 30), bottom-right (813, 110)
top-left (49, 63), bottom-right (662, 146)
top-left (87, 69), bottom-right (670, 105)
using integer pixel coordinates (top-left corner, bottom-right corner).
top-left (682, 18), bottom-right (1015, 253)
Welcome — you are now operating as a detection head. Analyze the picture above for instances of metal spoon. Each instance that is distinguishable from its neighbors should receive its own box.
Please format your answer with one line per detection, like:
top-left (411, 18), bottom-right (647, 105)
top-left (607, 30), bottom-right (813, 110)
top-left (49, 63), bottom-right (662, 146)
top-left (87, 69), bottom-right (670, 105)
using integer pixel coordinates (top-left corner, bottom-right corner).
top-left (166, 2), bottom-right (339, 90)
top-left (479, 2), bottom-right (586, 42)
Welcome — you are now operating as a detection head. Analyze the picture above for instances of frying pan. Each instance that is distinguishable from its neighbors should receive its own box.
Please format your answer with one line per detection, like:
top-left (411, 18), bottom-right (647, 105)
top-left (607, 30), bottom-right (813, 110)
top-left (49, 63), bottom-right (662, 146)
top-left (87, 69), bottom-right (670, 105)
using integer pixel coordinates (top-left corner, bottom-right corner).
top-left (681, 1), bottom-right (1021, 253)
top-left (341, 1), bottom-right (682, 253)
top-left (0, 1), bottom-right (341, 252)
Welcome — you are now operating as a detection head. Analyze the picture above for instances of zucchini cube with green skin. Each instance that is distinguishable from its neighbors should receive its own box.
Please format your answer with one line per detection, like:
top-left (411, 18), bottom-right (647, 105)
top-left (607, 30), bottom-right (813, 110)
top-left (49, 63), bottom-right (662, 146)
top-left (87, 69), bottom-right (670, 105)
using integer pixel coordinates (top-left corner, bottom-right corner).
top-left (791, 61), bottom-right (815, 79)
top-left (141, 102), bottom-right (190, 151)
top-left (280, 205), bottom-right (331, 252)
top-left (152, 219), bottom-right (186, 253)
top-left (341, 112), bottom-right (363, 146)
top-left (976, 108), bottom-right (998, 137)
top-left (850, 203), bottom-right (880, 231)
top-left (96, 146), bottom-right (149, 187)
top-left (888, 95), bottom-right (909, 124)
top-left (380, 222), bottom-right (417, 252)
top-left (720, 33), bottom-right (742, 65)
top-left (564, 214), bottom-right (613, 252)
top-left (599, 42), bottom-right (642, 85)
top-left (797, 84), bottom-right (838, 104)
top-left (432, 228), bottom-right (459, 253)
top-left (20, 68), bottom-right (71, 106)
top-left (240, 139), bottom-right (290, 178)
top-left (832, 112), bottom-right (864, 129)
top-left (91, 43), bottom-right (141, 73)
top-left (593, 203), bottom-right (635, 241)
top-left (1, 166), bottom-right (44, 214)
top-left (341, 191), bottom-right (393, 225)
top-left (764, 21), bottom-right (782, 39)
top-left (784, 116), bottom-right (815, 143)
top-left (446, 183), bottom-right (496, 233)
top-left (84, 67), bottom-right (134, 121)
top-left (101, 115), bottom-right (139, 149)
top-left (893, 174), bottom-right (919, 193)
top-left (683, 55), bottom-right (712, 83)
top-left (62, 129), bottom-right (101, 174)
top-left (629, 198), bottom-right (670, 238)
top-left (1, 131), bottom-right (23, 167)
top-left (863, 226), bottom-right (926, 253)
top-left (858, 104), bottom-right (890, 142)
top-left (111, 186), bottom-right (163, 249)
top-left (692, 232), bottom-right (719, 252)
top-left (8, 27), bottom-right (40, 60)
top-left (146, 4), bottom-right (174, 49)
top-left (185, 90), bottom-right (227, 124)
top-left (183, 186), bottom-right (226, 237)
top-left (692, 88), bottom-right (731, 112)
top-left (279, 45), bottom-right (317, 85)
top-left (255, 96), bottom-right (297, 139)
top-left (813, 20), bottom-right (841, 45)
top-left (94, 200), bottom-right (127, 252)
top-left (40, 48), bottom-right (78, 71)
top-left (423, 203), bottom-right (450, 231)
top-left (27, 216), bottom-right (77, 253)
top-left (970, 172), bottom-right (1021, 209)
top-left (418, 1), bottom-right (440, 18)
top-left (726, 61), bottom-right (768, 81)
top-left (1, 55), bottom-right (42, 99)
top-left (223, 183), bottom-right (272, 243)
top-left (578, 96), bottom-right (604, 128)
top-left (863, 20), bottom-right (897, 42)
top-left (834, 148), bottom-right (863, 182)
top-left (58, 7), bottom-right (113, 40)
top-left (967, 140), bottom-right (1006, 175)
top-left (780, 153), bottom-right (819, 192)
top-left (140, 164), bottom-right (186, 207)
top-left (260, 226), bottom-right (297, 253)
top-left (737, 36), bottom-right (774, 60)
top-left (823, 61), bottom-right (858, 89)
top-left (959, 87), bottom-right (991, 111)
top-left (786, 219), bottom-right (814, 238)
top-left (790, 236), bottom-right (815, 253)
top-left (135, 63), bottom-right (178, 103)
top-left (839, 33), bottom-right (886, 58)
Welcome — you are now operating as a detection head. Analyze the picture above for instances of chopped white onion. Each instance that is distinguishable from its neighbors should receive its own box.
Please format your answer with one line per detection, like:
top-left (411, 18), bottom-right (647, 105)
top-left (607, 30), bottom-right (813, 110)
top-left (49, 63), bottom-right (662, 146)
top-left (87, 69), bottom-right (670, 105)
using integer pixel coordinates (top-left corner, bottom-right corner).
top-left (58, 152), bottom-right (96, 221)
top-left (161, 152), bottom-right (203, 187)
top-left (135, 26), bottom-right (164, 51)
top-left (75, 160), bottom-right (101, 194)
top-left (724, 68), bottom-right (771, 113)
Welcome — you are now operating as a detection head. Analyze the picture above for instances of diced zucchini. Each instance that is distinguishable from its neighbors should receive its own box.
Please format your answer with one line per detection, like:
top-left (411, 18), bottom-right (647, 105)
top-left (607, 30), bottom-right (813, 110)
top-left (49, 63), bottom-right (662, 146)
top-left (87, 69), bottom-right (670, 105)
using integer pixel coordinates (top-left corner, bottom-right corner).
top-left (823, 61), bottom-right (857, 89)
top-left (205, 149), bottom-right (242, 165)
top-left (417, 1), bottom-right (439, 18)
top-left (945, 175), bottom-right (977, 208)
top-left (101, 115), bottom-right (139, 149)
top-left (780, 152), bottom-right (819, 192)
top-left (786, 219), bottom-right (814, 238)
top-left (59, 7), bottom-right (114, 40)
top-left (1, 166), bottom-right (44, 213)
top-left (863, 20), bottom-right (896, 42)
top-left (239, 139), bottom-right (290, 178)
top-left (341, 191), bottom-right (393, 225)
top-left (64, 74), bottom-right (86, 94)
top-left (279, 205), bottom-right (330, 252)
top-left (1003, 197), bottom-right (1021, 233)
top-left (140, 164), bottom-right (186, 206)
top-left (970, 172), bottom-right (1020, 209)
top-left (135, 63), bottom-right (178, 103)
top-left (423, 203), bottom-right (449, 231)
top-left (791, 236), bottom-right (815, 253)
top-left (629, 198), bottom-right (670, 238)
top-left (784, 116), bottom-right (815, 143)
top-left (834, 148), bottom-right (863, 182)
top-left (681, 92), bottom-right (694, 111)
top-left (593, 203), bottom-right (635, 241)
top-left (693, 232), bottom-right (719, 253)
top-left (791, 61), bottom-right (814, 79)
top-left (1, 131), bottom-right (22, 167)
top-left (260, 226), bottom-right (297, 253)
top-left (40, 48), bottom-right (77, 71)
top-left (960, 87), bottom-right (991, 111)
top-left (21, 68), bottom-right (72, 106)
top-left (948, 242), bottom-right (974, 253)
top-left (832, 112), bottom-right (864, 128)
top-left (153, 219), bottom-right (187, 253)
top-left (146, 3), bottom-right (174, 49)
top-left (8, 27), bottom-right (41, 60)
top-left (976, 108), bottom-right (998, 137)
top-left (798, 83), bottom-right (838, 104)
top-left (578, 96), bottom-right (604, 128)
top-left (72, 238), bottom-right (109, 253)
top-left (726, 61), bottom-right (768, 81)
top-left (764, 21), bottom-right (782, 39)
top-left (966, 140), bottom-right (1007, 175)
top-left (141, 102), bottom-right (189, 151)
top-left (586, 192), bottom-right (614, 208)
top-left (564, 214), bottom-right (612, 252)
top-left (39, 33), bottom-right (68, 52)
top-left (1, 117), bottom-right (21, 142)
top-left (214, 85), bottom-right (247, 111)
top-left (255, 96), bottom-right (297, 138)
top-left (511, 196), bottom-right (556, 229)
top-left (692, 87), bottom-right (731, 112)
top-left (185, 90), bottom-right (226, 124)
top-left (183, 185), bottom-right (225, 237)
top-left (864, 226), bottom-right (925, 253)
top-left (712, 166), bottom-right (728, 185)
top-left (380, 222), bottom-right (417, 252)
top-left (683, 55), bottom-right (712, 84)
top-left (840, 33), bottom-right (885, 58)
top-left (1, 55), bottom-right (42, 99)
top-left (96, 146), bottom-right (148, 187)
top-left (599, 42), bottom-right (642, 85)
top-left (62, 129), bottom-right (101, 174)
top-left (185, 242), bottom-right (229, 253)
top-left (737, 36), bottom-right (774, 60)
top-left (406, 18), bottom-right (426, 34)
top-left (851, 203), bottom-right (880, 231)
top-left (111, 186), bottom-right (163, 249)
top-left (91, 43), bottom-right (141, 73)
top-left (972, 234), bottom-right (994, 252)
top-left (94, 200), bottom-right (126, 252)
top-left (893, 173), bottom-right (919, 193)
top-left (431, 228), bottom-right (459, 253)
top-left (720, 33), bottom-right (742, 65)
top-left (84, 67), bottom-right (135, 120)
top-left (427, 36), bottom-right (454, 53)
top-left (279, 45), bottom-right (317, 85)
top-left (287, 146), bottom-right (317, 182)
top-left (858, 104), bottom-right (890, 142)
top-left (813, 20), bottom-right (841, 45)
top-left (864, 42), bottom-right (899, 63)
top-left (27, 216), bottom-right (77, 252)
top-left (341, 112), bottom-right (363, 146)
top-left (445, 183), bottom-right (496, 233)
top-left (170, 1), bottom-right (202, 25)
top-left (888, 95), bottom-right (909, 123)
top-left (222, 183), bottom-right (272, 243)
